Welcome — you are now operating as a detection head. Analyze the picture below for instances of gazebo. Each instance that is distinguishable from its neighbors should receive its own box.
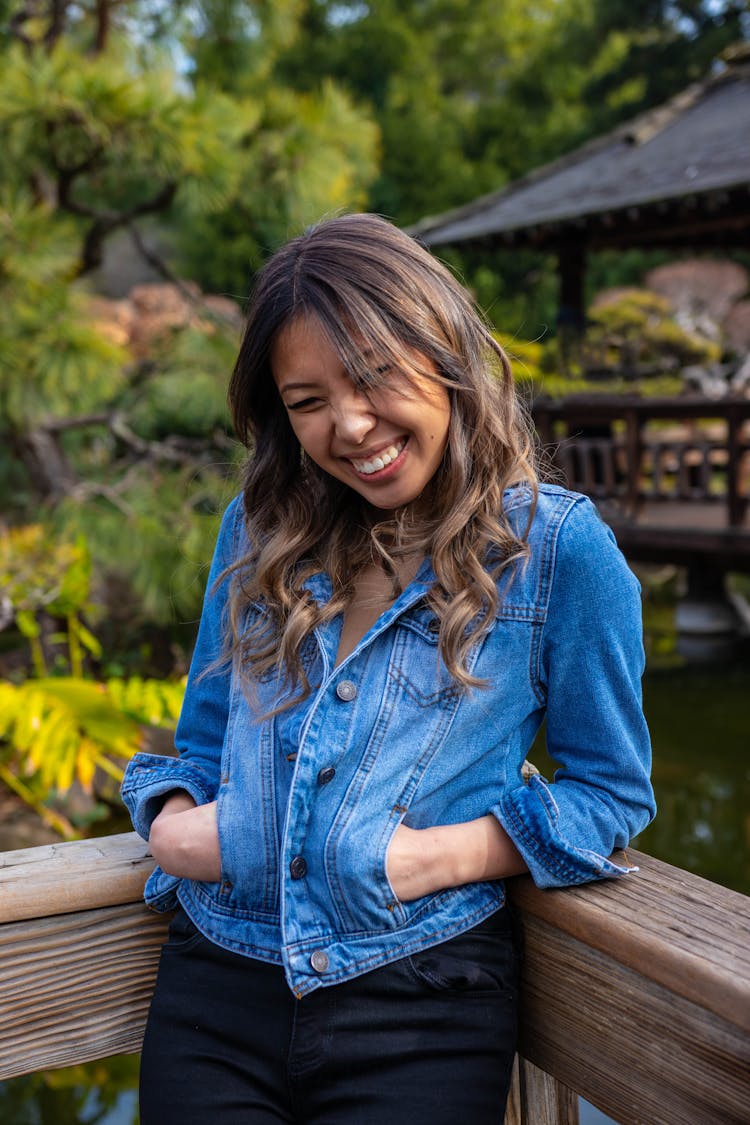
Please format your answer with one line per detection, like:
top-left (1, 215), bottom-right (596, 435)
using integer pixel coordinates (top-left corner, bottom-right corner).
top-left (410, 46), bottom-right (750, 332)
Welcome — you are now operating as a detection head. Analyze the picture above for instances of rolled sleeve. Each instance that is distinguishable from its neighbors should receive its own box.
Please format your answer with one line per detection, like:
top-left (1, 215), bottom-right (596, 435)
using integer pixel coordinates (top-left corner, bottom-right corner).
top-left (493, 495), bottom-right (656, 888)
top-left (120, 753), bottom-right (220, 839)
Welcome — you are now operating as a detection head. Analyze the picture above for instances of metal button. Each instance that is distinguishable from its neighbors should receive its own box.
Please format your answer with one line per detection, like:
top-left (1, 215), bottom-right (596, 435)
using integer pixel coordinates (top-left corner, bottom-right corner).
top-left (317, 766), bottom-right (336, 785)
top-left (336, 680), bottom-right (357, 702)
top-left (310, 950), bottom-right (329, 973)
top-left (289, 855), bottom-right (307, 880)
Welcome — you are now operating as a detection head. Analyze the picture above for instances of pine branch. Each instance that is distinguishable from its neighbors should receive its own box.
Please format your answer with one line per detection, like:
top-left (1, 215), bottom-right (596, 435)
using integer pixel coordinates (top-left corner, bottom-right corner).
top-left (43, 0), bottom-right (71, 50)
top-left (128, 224), bottom-right (241, 330)
top-left (76, 182), bottom-right (178, 274)
top-left (8, 4), bottom-right (35, 51)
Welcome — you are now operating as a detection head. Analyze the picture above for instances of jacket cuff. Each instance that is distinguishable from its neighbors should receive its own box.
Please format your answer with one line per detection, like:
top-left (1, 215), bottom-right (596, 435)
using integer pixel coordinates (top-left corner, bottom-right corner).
top-left (120, 752), bottom-right (218, 840)
top-left (492, 774), bottom-right (639, 889)
top-left (143, 866), bottom-right (182, 913)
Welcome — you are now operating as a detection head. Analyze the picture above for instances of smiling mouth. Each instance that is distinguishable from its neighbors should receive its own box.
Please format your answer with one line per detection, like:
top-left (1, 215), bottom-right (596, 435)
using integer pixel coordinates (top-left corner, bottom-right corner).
top-left (350, 439), bottom-right (406, 476)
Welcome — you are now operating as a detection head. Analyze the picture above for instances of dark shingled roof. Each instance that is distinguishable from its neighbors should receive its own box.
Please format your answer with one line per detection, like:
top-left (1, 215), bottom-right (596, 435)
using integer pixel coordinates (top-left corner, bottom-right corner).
top-left (411, 57), bottom-right (750, 252)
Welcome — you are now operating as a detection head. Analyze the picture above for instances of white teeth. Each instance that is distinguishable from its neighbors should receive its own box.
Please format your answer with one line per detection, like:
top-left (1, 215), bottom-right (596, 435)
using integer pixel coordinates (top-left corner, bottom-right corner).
top-left (353, 441), bottom-right (404, 475)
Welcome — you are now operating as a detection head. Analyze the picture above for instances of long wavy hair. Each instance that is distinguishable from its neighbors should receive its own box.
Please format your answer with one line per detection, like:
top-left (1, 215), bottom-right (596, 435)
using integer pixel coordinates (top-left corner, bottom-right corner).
top-left (226, 213), bottom-right (537, 702)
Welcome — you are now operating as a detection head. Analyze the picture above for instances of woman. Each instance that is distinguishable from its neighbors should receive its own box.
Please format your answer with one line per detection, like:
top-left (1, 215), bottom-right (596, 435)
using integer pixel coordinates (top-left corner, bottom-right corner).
top-left (122, 213), bottom-right (655, 1124)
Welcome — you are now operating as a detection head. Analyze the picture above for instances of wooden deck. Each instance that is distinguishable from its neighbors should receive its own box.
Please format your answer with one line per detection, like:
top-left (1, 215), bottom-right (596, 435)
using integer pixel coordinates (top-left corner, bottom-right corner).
top-left (602, 500), bottom-right (750, 570)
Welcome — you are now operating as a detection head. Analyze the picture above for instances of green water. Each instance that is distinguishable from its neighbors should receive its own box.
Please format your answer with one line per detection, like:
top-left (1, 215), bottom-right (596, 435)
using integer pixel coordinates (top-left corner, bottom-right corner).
top-left (530, 656), bottom-right (750, 896)
top-left (637, 661), bottom-right (750, 894)
top-left (2, 637), bottom-right (748, 1123)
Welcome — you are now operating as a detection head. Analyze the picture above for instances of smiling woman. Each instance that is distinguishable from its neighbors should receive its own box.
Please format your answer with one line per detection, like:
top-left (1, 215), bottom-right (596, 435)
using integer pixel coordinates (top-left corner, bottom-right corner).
top-left (271, 315), bottom-right (451, 511)
top-left (120, 213), bottom-right (655, 1125)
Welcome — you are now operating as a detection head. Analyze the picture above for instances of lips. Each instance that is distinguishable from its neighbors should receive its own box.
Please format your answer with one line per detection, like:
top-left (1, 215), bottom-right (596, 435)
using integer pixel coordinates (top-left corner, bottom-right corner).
top-left (350, 439), bottom-right (406, 476)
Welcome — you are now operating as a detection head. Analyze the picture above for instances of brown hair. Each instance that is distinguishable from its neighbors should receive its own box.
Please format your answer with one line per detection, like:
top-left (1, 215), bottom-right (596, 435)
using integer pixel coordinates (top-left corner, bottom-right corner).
top-left (226, 213), bottom-right (537, 701)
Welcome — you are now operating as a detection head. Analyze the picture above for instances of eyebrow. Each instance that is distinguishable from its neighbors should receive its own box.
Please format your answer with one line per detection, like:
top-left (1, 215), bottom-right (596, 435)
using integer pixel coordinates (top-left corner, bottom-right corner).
top-left (277, 380), bottom-right (320, 393)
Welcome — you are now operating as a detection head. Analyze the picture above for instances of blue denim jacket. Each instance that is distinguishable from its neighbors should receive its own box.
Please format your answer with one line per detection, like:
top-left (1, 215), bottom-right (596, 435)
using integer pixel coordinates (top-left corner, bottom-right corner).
top-left (121, 484), bottom-right (655, 996)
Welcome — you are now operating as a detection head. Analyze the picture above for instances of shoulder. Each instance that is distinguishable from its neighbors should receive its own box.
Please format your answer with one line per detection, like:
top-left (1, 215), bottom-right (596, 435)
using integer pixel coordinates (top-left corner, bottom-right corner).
top-left (504, 482), bottom-right (636, 601)
top-left (504, 481), bottom-right (609, 550)
top-left (212, 493), bottom-right (249, 570)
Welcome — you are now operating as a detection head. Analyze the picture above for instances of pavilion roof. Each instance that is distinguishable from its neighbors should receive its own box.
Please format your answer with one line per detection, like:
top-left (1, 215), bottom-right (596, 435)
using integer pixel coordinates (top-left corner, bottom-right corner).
top-left (411, 55), bottom-right (750, 252)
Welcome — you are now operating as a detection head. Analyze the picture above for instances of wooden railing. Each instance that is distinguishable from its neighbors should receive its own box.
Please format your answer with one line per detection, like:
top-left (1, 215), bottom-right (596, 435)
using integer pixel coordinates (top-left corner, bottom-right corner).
top-left (532, 395), bottom-right (750, 528)
top-left (1, 835), bottom-right (748, 1124)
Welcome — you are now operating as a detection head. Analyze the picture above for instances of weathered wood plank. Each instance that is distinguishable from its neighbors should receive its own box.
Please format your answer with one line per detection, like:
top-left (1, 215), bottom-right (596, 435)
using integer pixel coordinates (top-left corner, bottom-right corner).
top-left (0, 833), bottom-right (153, 923)
top-left (2, 837), bottom-right (748, 1036)
top-left (1, 833), bottom-right (748, 1125)
top-left (509, 849), bottom-right (750, 1033)
top-left (517, 914), bottom-right (749, 1125)
top-left (0, 902), bottom-right (167, 1079)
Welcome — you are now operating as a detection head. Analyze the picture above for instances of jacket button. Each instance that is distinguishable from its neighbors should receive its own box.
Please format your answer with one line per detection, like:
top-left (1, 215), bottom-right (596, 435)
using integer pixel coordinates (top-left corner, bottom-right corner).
top-left (289, 855), bottom-right (307, 879)
top-left (336, 679), bottom-right (357, 701)
top-left (310, 950), bottom-right (329, 973)
top-left (317, 766), bottom-right (336, 785)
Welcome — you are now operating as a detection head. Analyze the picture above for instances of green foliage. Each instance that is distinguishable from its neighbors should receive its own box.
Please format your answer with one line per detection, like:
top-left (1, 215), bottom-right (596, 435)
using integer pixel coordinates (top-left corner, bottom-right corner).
top-left (129, 369), bottom-right (230, 440)
top-left (0, 674), bottom-right (184, 835)
top-left (585, 289), bottom-right (722, 376)
top-left (52, 469), bottom-right (236, 626)
top-left (275, 0), bottom-right (745, 224)
top-left (175, 78), bottom-right (379, 289)
top-left (0, 519), bottom-right (187, 836)
top-left (0, 193), bottom-right (127, 427)
top-left (0, 1053), bottom-right (139, 1125)
top-left (0, 41), bottom-right (243, 215)
top-left (0, 525), bottom-right (91, 620)
top-left (0, 524), bottom-right (100, 676)
top-left (127, 325), bottom-right (237, 439)
top-left (494, 333), bottom-right (546, 384)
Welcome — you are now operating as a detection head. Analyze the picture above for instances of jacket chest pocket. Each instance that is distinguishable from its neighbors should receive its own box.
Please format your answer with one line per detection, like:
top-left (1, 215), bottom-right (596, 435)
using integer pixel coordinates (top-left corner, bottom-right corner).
top-left (390, 605), bottom-right (463, 708)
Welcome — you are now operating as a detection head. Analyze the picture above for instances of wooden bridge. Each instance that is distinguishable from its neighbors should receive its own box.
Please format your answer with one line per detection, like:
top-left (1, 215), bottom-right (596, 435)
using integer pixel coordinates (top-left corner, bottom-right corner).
top-left (0, 834), bottom-right (748, 1124)
top-left (532, 395), bottom-right (750, 573)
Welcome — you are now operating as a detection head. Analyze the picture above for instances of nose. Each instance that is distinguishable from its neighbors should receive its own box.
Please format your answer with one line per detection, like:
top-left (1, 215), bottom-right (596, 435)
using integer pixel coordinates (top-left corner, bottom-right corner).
top-left (332, 387), bottom-right (377, 446)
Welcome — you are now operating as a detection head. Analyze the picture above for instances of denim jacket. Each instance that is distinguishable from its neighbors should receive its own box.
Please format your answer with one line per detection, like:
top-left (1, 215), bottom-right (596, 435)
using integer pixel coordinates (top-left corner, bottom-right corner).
top-left (121, 484), bottom-right (655, 997)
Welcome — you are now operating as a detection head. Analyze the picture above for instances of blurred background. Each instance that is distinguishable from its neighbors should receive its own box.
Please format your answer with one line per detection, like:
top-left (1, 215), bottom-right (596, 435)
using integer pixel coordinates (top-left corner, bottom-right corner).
top-left (0, 1), bottom-right (748, 1121)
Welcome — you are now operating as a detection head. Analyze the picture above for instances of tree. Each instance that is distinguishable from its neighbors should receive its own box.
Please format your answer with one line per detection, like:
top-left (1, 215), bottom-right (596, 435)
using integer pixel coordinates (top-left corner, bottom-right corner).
top-left (269, 0), bottom-right (746, 340)
top-left (276, 0), bottom-right (746, 221)
top-left (0, 0), bottom-right (378, 636)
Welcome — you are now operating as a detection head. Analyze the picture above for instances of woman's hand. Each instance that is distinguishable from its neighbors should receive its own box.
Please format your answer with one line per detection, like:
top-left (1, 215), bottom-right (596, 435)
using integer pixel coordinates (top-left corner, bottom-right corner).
top-left (386, 816), bottom-right (528, 902)
top-left (148, 793), bottom-right (222, 882)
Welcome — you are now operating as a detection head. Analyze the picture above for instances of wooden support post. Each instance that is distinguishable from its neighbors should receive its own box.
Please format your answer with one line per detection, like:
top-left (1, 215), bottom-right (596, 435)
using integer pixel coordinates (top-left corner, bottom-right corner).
top-left (556, 244), bottom-right (587, 376)
top-left (505, 1055), bottom-right (578, 1125)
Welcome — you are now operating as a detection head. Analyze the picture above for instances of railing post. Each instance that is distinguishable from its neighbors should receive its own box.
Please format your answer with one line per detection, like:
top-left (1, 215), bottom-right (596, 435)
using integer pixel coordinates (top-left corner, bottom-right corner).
top-left (726, 403), bottom-right (746, 527)
top-left (534, 403), bottom-right (555, 461)
top-left (624, 406), bottom-right (642, 517)
top-left (505, 1055), bottom-right (579, 1125)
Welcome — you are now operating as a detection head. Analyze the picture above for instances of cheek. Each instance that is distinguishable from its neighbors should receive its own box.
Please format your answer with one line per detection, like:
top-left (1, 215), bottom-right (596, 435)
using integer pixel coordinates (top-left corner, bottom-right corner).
top-left (288, 419), bottom-right (339, 474)
top-left (429, 401), bottom-right (451, 450)
top-left (287, 416), bottom-right (316, 454)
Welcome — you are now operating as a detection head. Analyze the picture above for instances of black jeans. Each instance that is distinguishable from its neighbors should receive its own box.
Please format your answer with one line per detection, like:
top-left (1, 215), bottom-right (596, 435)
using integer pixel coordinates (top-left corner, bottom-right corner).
top-left (140, 907), bottom-right (521, 1125)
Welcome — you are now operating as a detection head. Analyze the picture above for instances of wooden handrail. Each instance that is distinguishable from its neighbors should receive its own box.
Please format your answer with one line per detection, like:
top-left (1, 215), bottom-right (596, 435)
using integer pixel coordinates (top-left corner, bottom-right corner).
top-left (1, 835), bottom-right (748, 1124)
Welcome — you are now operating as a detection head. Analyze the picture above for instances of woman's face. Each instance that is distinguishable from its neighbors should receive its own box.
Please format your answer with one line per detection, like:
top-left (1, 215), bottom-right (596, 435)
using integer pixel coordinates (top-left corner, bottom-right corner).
top-left (271, 314), bottom-right (451, 512)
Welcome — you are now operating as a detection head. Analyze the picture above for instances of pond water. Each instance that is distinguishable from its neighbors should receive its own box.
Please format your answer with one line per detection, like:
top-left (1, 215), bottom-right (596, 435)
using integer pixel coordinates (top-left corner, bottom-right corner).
top-left (2, 603), bottom-right (748, 1124)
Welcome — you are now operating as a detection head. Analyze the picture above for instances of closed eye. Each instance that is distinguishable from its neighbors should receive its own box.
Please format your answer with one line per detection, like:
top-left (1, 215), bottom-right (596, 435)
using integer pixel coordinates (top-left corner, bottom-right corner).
top-left (286, 397), bottom-right (322, 411)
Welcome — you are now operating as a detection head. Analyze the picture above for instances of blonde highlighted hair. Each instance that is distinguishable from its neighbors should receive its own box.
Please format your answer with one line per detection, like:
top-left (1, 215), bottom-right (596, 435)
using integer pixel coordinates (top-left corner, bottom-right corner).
top-left (226, 213), bottom-right (537, 701)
